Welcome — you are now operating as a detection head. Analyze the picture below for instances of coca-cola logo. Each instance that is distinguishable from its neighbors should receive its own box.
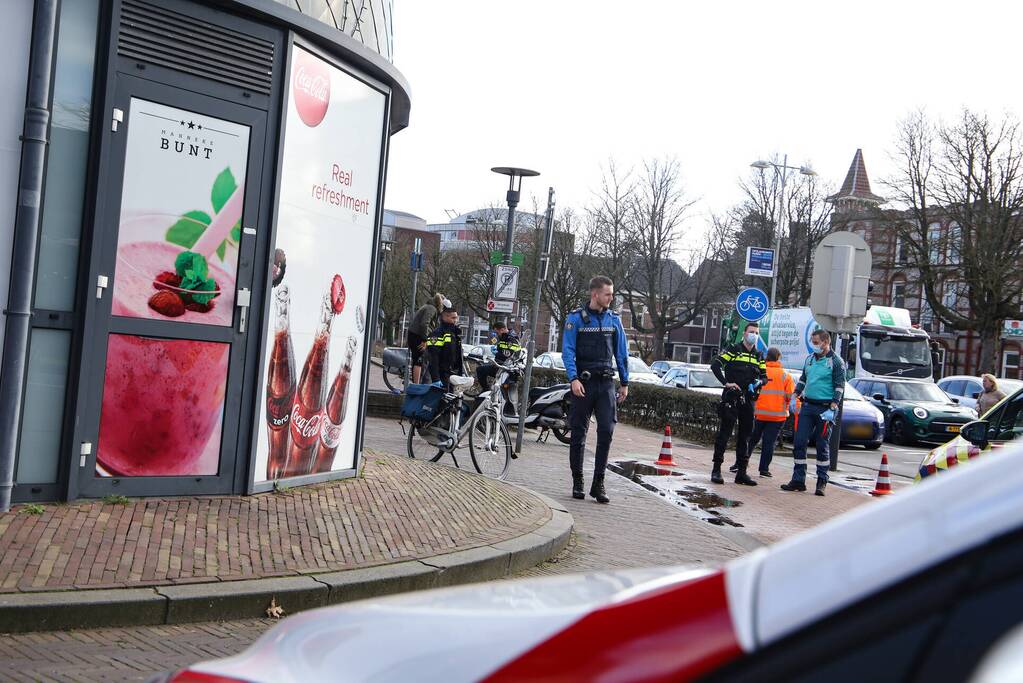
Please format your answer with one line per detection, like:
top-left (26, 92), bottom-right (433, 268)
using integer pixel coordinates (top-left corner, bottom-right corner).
top-left (290, 403), bottom-right (323, 446)
top-left (320, 421), bottom-right (342, 449)
top-left (293, 49), bottom-right (330, 127)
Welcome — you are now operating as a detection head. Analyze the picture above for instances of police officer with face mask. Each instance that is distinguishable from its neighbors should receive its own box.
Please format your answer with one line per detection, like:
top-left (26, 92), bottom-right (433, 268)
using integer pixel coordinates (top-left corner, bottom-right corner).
top-left (562, 275), bottom-right (630, 504)
top-left (710, 321), bottom-right (767, 486)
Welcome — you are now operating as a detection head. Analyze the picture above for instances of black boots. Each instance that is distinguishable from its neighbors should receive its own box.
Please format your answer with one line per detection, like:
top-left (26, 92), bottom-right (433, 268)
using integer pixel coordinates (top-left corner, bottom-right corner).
top-left (572, 473), bottom-right (585, 500)
top-left (711, 466), bottom-right (724, 484)
top-left (734, 469), bottom-right (758, 486)
top-left (589, 476), bottom-right (610, 504)
top-left (815, 480), bottom-right (827, 497)
top-left (781, 481), bottom-right (807, 492)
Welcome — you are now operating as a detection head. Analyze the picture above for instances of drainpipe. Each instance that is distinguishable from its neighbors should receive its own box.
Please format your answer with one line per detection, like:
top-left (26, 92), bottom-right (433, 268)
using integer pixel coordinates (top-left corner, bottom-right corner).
top-left (0, 0), bottom-right (59, 512)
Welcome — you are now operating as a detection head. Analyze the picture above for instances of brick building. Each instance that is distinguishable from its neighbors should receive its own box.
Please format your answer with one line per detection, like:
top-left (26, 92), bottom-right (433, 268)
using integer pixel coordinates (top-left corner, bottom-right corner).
top-left (829, 150), bottom-right (1023, 379)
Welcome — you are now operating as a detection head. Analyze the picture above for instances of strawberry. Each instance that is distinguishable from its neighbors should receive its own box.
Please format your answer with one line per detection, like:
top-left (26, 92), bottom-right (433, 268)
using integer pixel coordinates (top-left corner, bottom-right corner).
top-left (154, 271), bottom-right (182, 292)
top-left (185, 300), bottom-right (215, 313)
top-left (148, 290), bottom-right (185, 317)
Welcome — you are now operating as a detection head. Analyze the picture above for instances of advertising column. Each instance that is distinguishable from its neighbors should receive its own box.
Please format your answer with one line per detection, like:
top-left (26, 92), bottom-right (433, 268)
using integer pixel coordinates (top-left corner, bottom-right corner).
top-left (254, 46), bottom-right (387, 484)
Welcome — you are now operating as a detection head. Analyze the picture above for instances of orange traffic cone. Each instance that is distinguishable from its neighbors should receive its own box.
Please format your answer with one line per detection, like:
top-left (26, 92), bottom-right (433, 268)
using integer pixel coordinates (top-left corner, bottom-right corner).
top-left (656, 425), bottom-right (676, 466)
top-left (870, 453), bottom-right (893, 496)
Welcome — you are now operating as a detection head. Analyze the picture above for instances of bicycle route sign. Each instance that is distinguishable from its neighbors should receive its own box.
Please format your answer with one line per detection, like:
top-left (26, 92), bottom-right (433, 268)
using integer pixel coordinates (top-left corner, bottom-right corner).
top-left (735, 287), bottom-right (769, 322)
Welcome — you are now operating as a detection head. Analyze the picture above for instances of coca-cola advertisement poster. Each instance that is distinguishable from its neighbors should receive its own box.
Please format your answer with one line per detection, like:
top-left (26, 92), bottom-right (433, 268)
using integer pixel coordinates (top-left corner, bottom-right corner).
top-left (253, 46), bottom-right (386, 484)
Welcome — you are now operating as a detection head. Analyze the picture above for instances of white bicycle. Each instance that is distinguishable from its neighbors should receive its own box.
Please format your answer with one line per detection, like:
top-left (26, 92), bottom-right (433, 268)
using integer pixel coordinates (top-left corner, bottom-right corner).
top-left (406, 373), bottom-right (512, 480)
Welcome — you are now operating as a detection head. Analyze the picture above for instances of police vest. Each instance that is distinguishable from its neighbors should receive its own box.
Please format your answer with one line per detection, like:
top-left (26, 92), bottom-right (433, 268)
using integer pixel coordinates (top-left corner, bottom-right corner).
top-left (574, 307), bottom-right (617, 372)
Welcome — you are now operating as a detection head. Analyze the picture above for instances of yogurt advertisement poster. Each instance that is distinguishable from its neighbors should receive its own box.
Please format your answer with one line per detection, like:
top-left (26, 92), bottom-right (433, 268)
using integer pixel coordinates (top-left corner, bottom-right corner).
top-left (95, 98), bottom-right (251, 477)
top-left (254, 46), bottom-right (386, 483)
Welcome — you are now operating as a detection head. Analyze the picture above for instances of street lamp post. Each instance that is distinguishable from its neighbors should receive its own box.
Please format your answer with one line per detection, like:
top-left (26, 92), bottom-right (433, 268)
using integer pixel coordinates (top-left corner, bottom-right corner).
top-left (750, 155), bottom-right (816, 305)
top-left (491, 167), bottom-right (540, 265)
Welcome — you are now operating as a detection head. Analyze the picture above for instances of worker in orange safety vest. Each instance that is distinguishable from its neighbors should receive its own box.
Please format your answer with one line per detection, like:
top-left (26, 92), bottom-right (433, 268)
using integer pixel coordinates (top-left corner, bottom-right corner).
top-left (731, 346), bottom-right (796, 478)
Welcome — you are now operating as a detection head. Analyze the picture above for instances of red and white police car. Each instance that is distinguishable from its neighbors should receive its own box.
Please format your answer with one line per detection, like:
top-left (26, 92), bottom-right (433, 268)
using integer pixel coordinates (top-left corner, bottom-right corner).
top-left (161, 440), bottom-right (1023, 682)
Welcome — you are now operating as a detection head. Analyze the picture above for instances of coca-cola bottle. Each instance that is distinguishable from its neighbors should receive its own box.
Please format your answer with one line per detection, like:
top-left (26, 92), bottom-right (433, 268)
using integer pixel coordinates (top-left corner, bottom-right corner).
top-left (313, 336), bottom-right (358, 473)
top-left (265, 286), bottom-right (296, 479)
top-left (284, 293), bottom-right (334, 477)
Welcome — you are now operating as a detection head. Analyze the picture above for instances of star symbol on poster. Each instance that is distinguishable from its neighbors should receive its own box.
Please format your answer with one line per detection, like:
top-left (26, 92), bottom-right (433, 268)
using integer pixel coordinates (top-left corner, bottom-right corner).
top-left (187, 121), bottom-right (195, 129)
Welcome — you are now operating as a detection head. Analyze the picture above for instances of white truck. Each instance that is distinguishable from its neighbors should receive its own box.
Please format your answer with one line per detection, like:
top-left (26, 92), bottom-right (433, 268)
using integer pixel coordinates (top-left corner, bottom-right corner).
top-left (720, 306), bottom-right (934, 381)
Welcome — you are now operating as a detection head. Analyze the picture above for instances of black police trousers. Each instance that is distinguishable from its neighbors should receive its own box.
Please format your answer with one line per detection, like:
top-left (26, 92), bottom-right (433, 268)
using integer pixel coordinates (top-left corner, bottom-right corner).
top-left (569, 375), bottom-right (617, 478)
top-left (712, 400), bottom-right (755, 469)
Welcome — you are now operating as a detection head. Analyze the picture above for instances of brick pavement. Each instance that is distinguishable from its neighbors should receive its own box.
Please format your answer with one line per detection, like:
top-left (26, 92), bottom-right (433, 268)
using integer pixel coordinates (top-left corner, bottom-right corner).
top-left (0, 454), bottom-right (548, 593)
top-left (0, 414), bottom-right (873, 681)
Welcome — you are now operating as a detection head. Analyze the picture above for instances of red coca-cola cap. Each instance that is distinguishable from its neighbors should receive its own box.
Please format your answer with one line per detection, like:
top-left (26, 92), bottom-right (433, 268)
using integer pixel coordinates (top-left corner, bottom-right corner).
top-left (330, 274), bottom-right (346, 314)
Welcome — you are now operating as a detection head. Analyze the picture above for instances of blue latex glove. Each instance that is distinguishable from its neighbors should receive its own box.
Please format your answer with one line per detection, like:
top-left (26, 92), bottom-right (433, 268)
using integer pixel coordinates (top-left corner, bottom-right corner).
top-left (747, 383), bottom-right (757, 393)
top-left (789, 396), bottom-right (799, 413)
top-left (820, 409), bottom-right (836, 423)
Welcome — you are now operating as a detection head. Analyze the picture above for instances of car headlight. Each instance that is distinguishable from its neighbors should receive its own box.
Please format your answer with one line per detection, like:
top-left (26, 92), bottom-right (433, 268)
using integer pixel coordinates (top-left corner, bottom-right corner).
top-left (875, 409), bottom-right (885, 424)
top-left (913, 407), bottom-right (928, 420)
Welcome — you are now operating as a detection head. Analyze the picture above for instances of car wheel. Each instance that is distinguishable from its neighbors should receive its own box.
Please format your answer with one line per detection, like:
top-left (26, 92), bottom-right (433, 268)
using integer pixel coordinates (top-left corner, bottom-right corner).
top-left (891, 416), bottom-right (915, 446)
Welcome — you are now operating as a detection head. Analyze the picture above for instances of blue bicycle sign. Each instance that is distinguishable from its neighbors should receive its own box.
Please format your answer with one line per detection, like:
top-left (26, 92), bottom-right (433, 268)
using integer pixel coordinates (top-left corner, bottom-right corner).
top-left (735, 287), bottom-right (769, 321)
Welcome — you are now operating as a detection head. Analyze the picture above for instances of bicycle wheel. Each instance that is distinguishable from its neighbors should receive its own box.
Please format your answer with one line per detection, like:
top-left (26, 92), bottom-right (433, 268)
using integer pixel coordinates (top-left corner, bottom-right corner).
top-left (468, 411), bottom-right (511, 479)
top-left (382, 366), bottom-right (404, 394)
top-left (407, 421), bottom-right (445, 462)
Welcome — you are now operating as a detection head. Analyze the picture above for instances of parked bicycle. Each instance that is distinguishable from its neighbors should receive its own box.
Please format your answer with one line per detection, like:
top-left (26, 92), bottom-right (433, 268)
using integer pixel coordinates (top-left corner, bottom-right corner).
top-left (405, 372), bottom-right (512, 479)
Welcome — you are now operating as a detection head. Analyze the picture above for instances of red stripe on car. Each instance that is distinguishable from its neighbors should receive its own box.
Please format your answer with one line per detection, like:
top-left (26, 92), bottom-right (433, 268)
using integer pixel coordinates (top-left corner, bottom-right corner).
top-left (482, 571), bottom-right (742, 683)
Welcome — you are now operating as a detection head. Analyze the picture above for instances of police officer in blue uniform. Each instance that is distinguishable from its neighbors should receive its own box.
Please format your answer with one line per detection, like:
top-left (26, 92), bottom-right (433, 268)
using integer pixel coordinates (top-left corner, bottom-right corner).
top-left (562, 276), bottom-right (630, 504)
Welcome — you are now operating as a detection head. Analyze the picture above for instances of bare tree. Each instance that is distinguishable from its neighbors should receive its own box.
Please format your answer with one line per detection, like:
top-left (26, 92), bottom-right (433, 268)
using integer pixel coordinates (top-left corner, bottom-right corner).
top-left (882, 109), bottom-right (1023, 373)
top-left (588, 160), bottom-right (636, 286)
top-left (618, 157), bottom-right (716, 361)
top-left (709, 159), bottom-right (833, 307)
top-left (378, 239), bottom-right (412, 345)
top-left (543, 208), bottom-right (592, 330)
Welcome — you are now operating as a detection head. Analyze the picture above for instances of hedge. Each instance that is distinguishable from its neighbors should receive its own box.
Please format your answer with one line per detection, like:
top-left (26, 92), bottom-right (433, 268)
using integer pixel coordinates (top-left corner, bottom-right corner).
top-left (528, 368), bottom-right (721, 445)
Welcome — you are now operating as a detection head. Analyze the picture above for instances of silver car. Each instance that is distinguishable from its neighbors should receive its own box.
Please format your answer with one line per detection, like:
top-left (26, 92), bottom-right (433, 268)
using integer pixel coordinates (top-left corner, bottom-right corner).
top-left (938, 375), bottom-right (1023, 411)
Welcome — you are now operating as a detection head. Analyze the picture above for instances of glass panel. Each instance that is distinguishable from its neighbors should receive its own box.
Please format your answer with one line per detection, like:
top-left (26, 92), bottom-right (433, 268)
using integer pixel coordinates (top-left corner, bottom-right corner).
top-left (17, 329), bottom-right (71, 483)
top-left (34, 0), bottom-right (100, 310)
top-left (96, 335), bottom-right (227, 477)
top-left (111, 98), bottom-right (249, 326)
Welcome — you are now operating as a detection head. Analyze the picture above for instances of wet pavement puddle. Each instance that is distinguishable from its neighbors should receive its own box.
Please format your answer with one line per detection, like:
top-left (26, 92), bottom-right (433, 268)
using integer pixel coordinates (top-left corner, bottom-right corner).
top-left (608, 460), bottom-right (744, 527)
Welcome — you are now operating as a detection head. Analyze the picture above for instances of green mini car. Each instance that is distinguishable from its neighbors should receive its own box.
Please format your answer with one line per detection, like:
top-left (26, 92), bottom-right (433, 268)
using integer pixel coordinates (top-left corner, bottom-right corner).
top-left (849, 377), bottom-right (978, 446)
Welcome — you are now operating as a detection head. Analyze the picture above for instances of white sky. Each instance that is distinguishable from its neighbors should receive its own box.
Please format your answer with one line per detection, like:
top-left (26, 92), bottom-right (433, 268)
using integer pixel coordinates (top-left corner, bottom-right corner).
top-left (386, 1), bottom-right (1023, 240)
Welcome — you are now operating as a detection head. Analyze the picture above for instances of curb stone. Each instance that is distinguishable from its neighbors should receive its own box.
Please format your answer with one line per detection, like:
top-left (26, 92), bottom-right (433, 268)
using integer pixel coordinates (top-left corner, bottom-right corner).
top-left (0, 491), bottom-right (572, 634)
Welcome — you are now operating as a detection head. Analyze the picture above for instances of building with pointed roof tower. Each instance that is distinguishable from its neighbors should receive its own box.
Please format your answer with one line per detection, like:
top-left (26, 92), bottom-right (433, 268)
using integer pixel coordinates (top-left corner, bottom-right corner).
top-left (829, 150), bottom-right (1023, 380)
top-left (828, 148), bottom-right (886, 213)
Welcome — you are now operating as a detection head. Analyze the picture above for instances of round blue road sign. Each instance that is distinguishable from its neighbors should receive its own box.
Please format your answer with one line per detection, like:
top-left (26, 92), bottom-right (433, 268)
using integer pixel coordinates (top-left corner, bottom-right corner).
top-left (735, 287), bottom-right (769, 322)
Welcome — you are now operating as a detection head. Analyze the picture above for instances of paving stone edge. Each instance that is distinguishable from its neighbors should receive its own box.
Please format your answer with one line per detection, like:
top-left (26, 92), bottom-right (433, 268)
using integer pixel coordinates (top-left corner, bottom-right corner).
top-left (0, 492), bottom-right (572, 634)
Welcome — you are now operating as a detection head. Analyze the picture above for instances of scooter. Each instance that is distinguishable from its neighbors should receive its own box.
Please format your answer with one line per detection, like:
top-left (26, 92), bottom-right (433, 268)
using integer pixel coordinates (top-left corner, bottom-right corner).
top-left (478, 345), bottom-right (573, 445)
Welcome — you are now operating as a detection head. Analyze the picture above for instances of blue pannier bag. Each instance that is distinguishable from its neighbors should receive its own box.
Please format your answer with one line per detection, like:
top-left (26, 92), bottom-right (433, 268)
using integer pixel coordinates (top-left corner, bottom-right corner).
top-left (401, 382), bottom-right (445, 422)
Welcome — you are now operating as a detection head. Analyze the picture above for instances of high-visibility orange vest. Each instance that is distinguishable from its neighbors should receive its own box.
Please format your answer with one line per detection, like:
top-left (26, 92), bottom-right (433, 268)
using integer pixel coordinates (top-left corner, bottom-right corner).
top-left (754, 361), bottom-right (795, 422)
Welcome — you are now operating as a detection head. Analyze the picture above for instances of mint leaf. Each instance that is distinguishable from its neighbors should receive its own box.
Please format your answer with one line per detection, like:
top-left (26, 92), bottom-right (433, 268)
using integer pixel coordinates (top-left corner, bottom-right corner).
top-left (175, 251), bottom-right (209, 280)
top-left (166, 210), bottom-right (211, 248)
top-left (216, 241), bottom-right (226, 261)
top-left (190, 277), bottom-right (218, 305)
top-left (211, 167), bottom-right (237, 214)
top-left (230, 221), bottom-right (241, 243)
